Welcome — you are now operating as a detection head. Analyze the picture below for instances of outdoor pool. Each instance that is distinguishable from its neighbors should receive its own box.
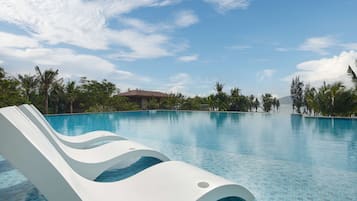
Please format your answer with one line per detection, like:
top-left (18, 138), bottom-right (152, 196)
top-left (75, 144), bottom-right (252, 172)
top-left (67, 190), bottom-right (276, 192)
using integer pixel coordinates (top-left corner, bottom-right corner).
top-left (1, 111), bottom-right (357, 200)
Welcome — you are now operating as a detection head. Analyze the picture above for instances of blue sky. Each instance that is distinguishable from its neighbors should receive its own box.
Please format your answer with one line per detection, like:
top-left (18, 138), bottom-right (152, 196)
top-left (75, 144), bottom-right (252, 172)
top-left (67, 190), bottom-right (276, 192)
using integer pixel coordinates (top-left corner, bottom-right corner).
top-left (0, 0), bottom-right (357, 97)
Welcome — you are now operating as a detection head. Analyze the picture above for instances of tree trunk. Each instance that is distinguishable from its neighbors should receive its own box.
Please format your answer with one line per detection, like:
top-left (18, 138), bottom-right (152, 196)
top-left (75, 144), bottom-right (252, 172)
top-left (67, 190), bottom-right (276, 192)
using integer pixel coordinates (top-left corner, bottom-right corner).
top-left (45, 94), bottom-right (48, 114)
top-left (44, 86), bottom-right (49, 114)
top-left (70, 101), bottom-right (73, 113)
top-left (26, 89), bottom-right (30, 102)
top-left (55, 101), bottom-right (59, 114)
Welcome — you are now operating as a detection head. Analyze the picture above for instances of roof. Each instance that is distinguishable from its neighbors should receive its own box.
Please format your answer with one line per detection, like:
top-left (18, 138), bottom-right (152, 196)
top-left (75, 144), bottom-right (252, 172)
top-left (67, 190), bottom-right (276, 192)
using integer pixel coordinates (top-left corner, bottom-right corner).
top-left (119, 89), bottom-right (168, 98)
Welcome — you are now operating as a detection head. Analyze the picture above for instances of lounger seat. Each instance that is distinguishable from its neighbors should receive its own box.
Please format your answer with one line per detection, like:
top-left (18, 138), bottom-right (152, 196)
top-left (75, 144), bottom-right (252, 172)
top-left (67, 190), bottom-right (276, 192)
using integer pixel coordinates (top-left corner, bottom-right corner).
top-left (26, 104), bottom-right (125, 149)
top-left (0, 106), bottom-right (255, 201)
top-left (17, 106), bottom-right (169, 180)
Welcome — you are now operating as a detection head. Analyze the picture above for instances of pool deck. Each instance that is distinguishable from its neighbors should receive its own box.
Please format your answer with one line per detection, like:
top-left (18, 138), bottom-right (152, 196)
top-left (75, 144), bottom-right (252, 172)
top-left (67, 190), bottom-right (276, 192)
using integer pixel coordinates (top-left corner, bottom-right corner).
top-left (303, 114), bottom-right (357, 120)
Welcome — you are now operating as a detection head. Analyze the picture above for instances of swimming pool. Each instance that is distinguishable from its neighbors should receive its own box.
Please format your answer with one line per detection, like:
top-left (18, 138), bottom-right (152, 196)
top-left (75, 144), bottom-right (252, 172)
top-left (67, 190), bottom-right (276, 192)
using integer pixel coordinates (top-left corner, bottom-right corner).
top-left (1, 111), bottom-right (357, 200)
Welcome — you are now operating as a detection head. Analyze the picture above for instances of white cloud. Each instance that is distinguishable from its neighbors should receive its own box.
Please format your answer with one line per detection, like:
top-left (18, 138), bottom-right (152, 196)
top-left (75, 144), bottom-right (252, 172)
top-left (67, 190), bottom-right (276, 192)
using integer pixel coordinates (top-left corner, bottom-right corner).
top-left (275, 47), bottom-right (289, 52)
top-left (299, 36), bottom-right (337, 55)
top-left (257, 69), bottom-right (276, 81)
top-left (99, 0), bottom-right (178, 16)
top-left (278, 36), bottom-right (357, 54)
top-left (178, 54), bottom-right (199, 62)
top-left (1, 47), bottom-right (120, 78)
top-left (159, 73), bottom-right (213, 96)
top-left (0, 31), bottom-right (39, 48)
top-left (341, 43), bottom-right (357, 50)
top-left (0, 32), bottom-right (150, 86)
top-left (0, 60), bottom-right (3, 65)
top-left (0, 0), bottom-right (109, 49)
top-left (174, 10), bottom-right (199, 27)
top-left (284, 51), bottom-right (357, 87)
top-left (226, 45), bottom-right (251, 50)
top-left (204, 0), bottom-right (250, 13)
top-left (0, 0), bottom-right (188, 60)
top-left (151, 0), bottom-right (182, 6)
top-left (166, 73), bottom-right (191, 93)
top-left (119, 10), bottom-right (198, 34)
top-left (119, 18), bottom-right (162, 33)
top-left (108, 29), bottom-right (171, 61)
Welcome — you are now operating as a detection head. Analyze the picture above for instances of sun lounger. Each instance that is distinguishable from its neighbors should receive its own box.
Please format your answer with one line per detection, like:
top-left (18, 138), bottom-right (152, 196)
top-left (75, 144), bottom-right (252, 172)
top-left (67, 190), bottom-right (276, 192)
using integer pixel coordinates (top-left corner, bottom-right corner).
top-left (17, 106), bottom-right (169, 180)
top-left (0, 106), bottom-right (255, 201)
top-left (26, 104), bottom-right (125, 149)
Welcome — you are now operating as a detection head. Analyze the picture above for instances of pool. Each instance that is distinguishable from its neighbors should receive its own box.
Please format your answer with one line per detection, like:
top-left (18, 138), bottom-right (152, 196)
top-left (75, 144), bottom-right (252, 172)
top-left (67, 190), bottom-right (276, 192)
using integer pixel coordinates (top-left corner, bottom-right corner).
top-left (1, 111), bottom-right (357, 200)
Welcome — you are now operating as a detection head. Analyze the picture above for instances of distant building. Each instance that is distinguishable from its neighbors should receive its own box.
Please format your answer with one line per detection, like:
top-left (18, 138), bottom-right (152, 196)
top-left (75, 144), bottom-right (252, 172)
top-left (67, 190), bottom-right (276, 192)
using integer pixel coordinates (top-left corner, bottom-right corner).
top-left (118, 89), bottom-right (168, 109)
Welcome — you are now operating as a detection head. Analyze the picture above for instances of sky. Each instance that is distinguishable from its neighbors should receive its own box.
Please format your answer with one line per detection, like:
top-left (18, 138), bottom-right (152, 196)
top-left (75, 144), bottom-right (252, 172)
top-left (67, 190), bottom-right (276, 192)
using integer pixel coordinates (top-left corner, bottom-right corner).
top-left (0, 0), bottom-right (357, 97)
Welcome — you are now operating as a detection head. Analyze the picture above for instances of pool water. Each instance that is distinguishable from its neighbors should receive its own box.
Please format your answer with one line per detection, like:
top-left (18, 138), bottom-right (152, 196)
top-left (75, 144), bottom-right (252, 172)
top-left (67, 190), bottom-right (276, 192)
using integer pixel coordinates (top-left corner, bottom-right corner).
top-left (1, 111), bottom-right (357, 200)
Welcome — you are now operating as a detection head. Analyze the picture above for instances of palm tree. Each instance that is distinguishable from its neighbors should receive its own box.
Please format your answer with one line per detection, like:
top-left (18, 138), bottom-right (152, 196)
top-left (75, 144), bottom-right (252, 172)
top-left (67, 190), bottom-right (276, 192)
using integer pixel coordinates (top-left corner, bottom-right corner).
top-left (262, 93), bottom-right (273, 112)
top-left (304, 85), bottom-right (316, 115)
top-left (272, 97), bottom-right (277, 111)
top-left (316, 82), bottom-right (332, 116)
top-left (18, 74), bottom-right (38, 102)
top-left (248, 95), bottom-right (255, 111)
top-left (207, 94), bottom-right (216, 111)
top-left (65, 81), bottom-right (78, 113)
top-left (213, 82), bottom-right (228, 111)
top-left (0, 67), bottom-right (4, 79)
top-left (230, 87), bottom-right (240, 97)
top-left (328, 82), bottom-right (344, 115)
top-left (347, 63), bottom-right (357, 88)
top-left (229, 87), bottom-right (241, 111)
top-left (0, 67), bottom-right (27, 107)
top-left (35, 66), bottom-right (61, 114)
top-left (50, 82), bottom-right (65, 114)
top-left (253, 98), bottom-right (260, 112)
top-left (290, 76), bottom-right (304, 113)
top-left (347, 61), bottom-right (357, 116)
top-left (215, 82), bottom-right (224, 93)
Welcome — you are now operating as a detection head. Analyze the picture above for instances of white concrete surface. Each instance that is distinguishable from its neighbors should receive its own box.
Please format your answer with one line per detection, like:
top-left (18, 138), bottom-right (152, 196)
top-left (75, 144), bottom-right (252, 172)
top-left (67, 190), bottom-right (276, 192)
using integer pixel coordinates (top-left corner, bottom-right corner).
top-left (17, 105), bottom-right (169, 180)
top-left (0, 106), bottom-right (255, 201)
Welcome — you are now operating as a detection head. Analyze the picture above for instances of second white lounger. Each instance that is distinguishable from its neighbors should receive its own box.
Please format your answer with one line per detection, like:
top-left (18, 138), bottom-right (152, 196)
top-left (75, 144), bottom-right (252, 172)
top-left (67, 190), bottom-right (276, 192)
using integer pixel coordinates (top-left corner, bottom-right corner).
top-left (17, 106), bottom-right (169, 180)
top-left (0, 106), bottom-right (255, 201)
top-left (26, 104), bottom-right (125, 149)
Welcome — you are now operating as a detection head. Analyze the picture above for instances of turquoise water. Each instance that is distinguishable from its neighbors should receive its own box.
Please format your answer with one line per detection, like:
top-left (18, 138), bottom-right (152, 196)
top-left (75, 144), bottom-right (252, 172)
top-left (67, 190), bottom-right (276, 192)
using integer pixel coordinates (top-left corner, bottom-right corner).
top-left (1, 111), bottom-right (357, 200)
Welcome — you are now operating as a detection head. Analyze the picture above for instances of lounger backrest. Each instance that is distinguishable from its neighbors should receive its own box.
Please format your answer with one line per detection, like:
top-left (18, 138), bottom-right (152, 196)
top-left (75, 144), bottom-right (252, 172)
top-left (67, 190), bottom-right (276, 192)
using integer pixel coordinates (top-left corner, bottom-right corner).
top-left (19, 105), bottom-right (61, 143)
top-left (18, 105), bottom-right (79, 159)
top-left (29, 104), bottom-right (55, 133)
top-left (0, 107), bottom-right (83, 201)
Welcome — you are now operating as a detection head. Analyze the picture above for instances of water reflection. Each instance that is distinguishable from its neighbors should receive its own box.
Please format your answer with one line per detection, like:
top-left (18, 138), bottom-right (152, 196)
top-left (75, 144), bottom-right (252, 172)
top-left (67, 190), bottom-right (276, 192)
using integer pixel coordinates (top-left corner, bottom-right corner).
top-left (47, 113), bottom-right (118, 135)
top-left (209, 112), bottom-right (229, 128)
top-left (291, 115), bottom-right (357, 140)
top-left (297, 116), bottom-right (357, 171)
top-left (46, 111), bottom-right (357, 172)
top-left (348, 140), bottom-right (357, 170)
top-left (304, 117), bottom-right (356, 138)
top-left (229, 112), bottom-right (241, 123)
top-left (147, 110), bottom-right (180, 122)
top-left (290, 114), bottom-right (303, 135)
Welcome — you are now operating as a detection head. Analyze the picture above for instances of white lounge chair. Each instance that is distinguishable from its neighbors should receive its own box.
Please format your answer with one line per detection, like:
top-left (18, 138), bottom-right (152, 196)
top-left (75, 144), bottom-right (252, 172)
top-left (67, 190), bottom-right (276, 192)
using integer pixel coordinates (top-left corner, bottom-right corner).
top-left (26, 104), bottom-right (125, 149)
top-left (16, 106), bottom-right (169, 180)
top-left (0, 106), bottom-right (255, 201)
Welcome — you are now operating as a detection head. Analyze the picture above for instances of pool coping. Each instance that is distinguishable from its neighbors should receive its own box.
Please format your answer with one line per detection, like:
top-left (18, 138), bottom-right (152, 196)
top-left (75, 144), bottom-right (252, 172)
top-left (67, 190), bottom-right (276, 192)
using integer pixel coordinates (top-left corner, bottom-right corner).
top-left (45, 110), bottom-right (357, 120)
top-left (303, 114), bottom-right (357, 120)
top-left (44, 109), bottom-right (271, 117)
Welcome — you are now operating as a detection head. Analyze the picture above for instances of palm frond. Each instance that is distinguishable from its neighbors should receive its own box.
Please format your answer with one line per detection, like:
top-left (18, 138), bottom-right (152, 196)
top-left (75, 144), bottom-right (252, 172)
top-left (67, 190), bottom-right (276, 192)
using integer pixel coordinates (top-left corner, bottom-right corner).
top-left (347, 65), bottom-right (357, 79)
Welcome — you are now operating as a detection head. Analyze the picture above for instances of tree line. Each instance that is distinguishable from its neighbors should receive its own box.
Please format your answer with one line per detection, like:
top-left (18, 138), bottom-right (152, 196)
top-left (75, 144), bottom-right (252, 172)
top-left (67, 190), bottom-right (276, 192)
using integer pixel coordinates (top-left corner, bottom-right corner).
top-left (0, 66), bottom-right (139, 114)
top-left (157, 82), bottom-right (279, 112)
top-left (0, 66), bottom-right (279, 114)
top-left (290, 61), bottom-right (357, 117)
